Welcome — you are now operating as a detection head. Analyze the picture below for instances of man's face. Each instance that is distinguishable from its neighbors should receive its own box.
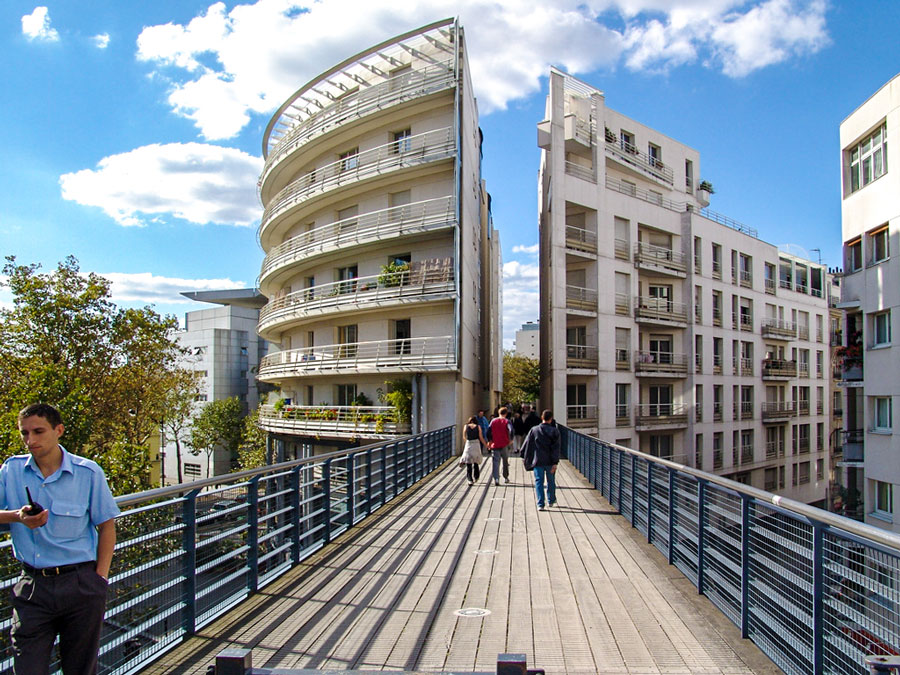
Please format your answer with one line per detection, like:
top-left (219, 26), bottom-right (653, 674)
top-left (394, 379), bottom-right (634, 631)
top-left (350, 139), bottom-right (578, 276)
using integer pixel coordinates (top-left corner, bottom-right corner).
top-left (18, 415), bottom-right (64, 460)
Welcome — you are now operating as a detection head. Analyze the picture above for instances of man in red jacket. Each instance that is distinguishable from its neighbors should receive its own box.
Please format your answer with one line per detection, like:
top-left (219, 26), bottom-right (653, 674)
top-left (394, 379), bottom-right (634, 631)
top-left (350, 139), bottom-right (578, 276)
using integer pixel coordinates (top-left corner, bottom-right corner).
top-left (488, 407), bottom-right (512, 486)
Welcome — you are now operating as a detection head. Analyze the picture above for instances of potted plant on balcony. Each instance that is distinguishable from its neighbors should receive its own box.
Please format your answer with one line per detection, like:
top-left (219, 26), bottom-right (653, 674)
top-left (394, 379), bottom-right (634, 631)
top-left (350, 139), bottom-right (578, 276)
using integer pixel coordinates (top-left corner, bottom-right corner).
top-left (604, 126), bottom-right (616, 144)
top-left (834, 331), bottom-right (863, 371)
top-left (378, 261), bottom-right (410, 288)
top-left (698, 180), bottom-right (714, 196)
top-left (377, 378), bottom-right (412, 424)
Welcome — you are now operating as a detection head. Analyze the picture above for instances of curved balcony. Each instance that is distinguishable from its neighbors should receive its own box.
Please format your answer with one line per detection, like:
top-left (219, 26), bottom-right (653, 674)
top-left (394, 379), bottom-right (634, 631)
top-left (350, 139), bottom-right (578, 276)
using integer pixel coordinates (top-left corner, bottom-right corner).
top-left (258, 262), bottom-right (455, 338)
top-left (259, 127), bottom-right (455, 248)
top-left (261, 60), bottom-right (455, 193)
top-left (257, 404), bottom-right (410, 440)
top-left (258, 336), bottom-right (456, 380)
top-left (259, 197), bottom-right (454, 290)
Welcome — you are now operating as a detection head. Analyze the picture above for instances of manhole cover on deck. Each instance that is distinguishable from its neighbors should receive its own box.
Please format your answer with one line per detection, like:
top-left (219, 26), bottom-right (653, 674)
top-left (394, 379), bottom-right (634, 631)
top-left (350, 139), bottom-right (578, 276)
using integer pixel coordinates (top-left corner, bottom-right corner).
top-left (454, 607), bottom-right (491, 618)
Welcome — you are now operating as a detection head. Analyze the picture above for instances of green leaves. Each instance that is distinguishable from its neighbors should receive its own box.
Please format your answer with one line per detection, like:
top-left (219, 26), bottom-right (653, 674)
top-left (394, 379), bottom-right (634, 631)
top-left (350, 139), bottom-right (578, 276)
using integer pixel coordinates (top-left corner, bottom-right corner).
top-left (501, 351), bottom-right (540, 405)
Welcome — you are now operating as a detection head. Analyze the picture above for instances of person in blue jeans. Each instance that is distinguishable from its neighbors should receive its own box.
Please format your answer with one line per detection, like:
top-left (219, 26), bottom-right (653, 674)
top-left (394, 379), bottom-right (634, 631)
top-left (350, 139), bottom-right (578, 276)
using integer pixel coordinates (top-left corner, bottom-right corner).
top-left (521, 409), bottom-right (560, 511)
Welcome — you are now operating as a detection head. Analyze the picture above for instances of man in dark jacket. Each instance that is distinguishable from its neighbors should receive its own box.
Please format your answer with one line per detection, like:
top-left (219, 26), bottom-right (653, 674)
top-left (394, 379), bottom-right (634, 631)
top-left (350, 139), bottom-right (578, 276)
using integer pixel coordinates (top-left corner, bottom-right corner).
top-left (521, 409), bottom-right (560, 511)
top-left (522, 405), bottom-right (541, 437)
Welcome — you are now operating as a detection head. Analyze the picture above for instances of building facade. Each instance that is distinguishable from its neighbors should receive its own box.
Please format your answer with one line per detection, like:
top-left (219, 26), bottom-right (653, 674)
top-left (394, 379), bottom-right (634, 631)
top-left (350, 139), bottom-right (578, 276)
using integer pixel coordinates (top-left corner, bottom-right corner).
top-left (838, 72), bottom-right (900, 532)
top-left (514, 321), bottom-right (540, 359)
top-left (255, 19), bottom-right (502, 459)
top-left (538, 69), bottom-right (830, 504)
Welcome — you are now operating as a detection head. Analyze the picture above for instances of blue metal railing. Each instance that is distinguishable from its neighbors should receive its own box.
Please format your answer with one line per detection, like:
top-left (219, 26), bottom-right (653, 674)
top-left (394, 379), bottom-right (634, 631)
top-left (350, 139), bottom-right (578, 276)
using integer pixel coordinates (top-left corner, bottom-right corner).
top-left (561, 426), bottom-right (900, 674)
top-left (0, 426), bottom-right (454, 675)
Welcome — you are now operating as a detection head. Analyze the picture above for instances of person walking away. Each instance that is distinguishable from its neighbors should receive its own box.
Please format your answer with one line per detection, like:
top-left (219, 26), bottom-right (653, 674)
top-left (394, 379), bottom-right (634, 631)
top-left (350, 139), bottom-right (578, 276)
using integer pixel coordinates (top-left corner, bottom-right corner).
top-left (475, 409), bottom-right (490, 453)
top-left (521, 409), bottom-right (561, 511)
top-left (460, 417), bottom-right (486, 485)
top-left (488, 407), bottom-right (512, 485)
top-left (0, 403), bottom-right (120, 674)
top-left (522, 404), bottom-right (541, 438)
top-left (512, 408), bottom-right (526, 455)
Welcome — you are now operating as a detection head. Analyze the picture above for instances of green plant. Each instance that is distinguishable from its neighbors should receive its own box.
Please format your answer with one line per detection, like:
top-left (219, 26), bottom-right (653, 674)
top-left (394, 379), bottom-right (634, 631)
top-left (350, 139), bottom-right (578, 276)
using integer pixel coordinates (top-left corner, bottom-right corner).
top-left (698, 180), bottom-right (715, 194)
top-left (273, 398), bottom-right (286, 413)
top-left (352, 391), bottom-right (373, 407)
top-left (377, 378), bottom-right (412, 423)
top-left (378, 261), bottom-right (410, 288)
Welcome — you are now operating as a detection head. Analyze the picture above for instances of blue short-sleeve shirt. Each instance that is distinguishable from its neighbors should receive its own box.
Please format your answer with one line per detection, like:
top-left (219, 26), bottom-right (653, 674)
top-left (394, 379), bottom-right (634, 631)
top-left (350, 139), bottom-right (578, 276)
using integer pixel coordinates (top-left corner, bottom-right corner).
top-left (0, 446), bottom-right (120, 568)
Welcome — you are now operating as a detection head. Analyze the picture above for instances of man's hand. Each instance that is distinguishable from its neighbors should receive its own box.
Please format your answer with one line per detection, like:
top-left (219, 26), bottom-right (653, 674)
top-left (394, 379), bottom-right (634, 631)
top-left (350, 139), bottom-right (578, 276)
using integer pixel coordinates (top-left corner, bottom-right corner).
top-left (550, 465), bottom-right (557, 474)
top-left (18, 506), bottom-right (48, 529)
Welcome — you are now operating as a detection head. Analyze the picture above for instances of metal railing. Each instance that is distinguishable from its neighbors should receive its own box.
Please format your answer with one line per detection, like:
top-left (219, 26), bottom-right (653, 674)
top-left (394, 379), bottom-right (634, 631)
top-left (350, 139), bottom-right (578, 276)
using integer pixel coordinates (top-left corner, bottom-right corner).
top-left (762, 401), bottom-right (798, 420)
top-left (604, 139), bottom-right (674, 184)
top-left (565, 160), bottom-right (595, 182)
top-left (614, 292), bottom-right (629, 315)
top-left (260, 127), bottom-right (455, 240)
top-left (762, 318), bottom-right (798, 339)
top-left (258, 336), bottom-right (456, 379)
top-left (634, 403), bottom-right (689, 426)
top-left (567, 285), bottom-right (597, 312)
top-left (634, 242), bottom-right (686, 274)
top-left (634, 297), bottom-right (688, 323)
top-left (762, 359), bottom-right (798, 379)
top-left (0, 428), bottom-right (454, 675)
top-left (561, 426), bottom-right (900, 675)
top-left (566, 224), bottom-right (597, 253)
top-left (566, 343), bottom-right (599, 368)
top-left (634, 351), bottom-right (688, 375)
top-left (614, 238), bottom-right (629, 260)
top-left (259, 196), bottom-right (455, 284)
top-left (698, 208), bottom-right (759, 238)
top-left (605, 176), bottom-right (683, 212)
top-left (567, 404), bottom-right (599, 428)
top-left (257, 405), bottom-right (411, 440)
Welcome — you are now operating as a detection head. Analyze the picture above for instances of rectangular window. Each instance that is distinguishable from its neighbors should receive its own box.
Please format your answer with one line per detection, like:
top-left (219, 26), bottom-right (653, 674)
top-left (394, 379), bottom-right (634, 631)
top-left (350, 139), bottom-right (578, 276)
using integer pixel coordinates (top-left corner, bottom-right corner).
top-left (874, 397), bottom-right (893, 432)
top-left (650, 434), bottom-right (673, 459)
top-left (695, 433), bottom-right (703, 470)
top-left (694, 236), bottom-right (701, 273)
top-left (713, 432), bottom-right (723, 469)
top-left (393, 319), bottom-right (411, 355)
top-left (847, 238), bottom-right (863, 272)
top-left (615, 383), bottom-right (630, 423)
top-left (340, 147), bottom-right (359, 171)
top-left (798, 461), bottom-right (810, 485)
top-left (739, 253), bottom-right (752, 288)
top-left (874, 310), bottom-right (892, 346)
top-left (711, 244), bottom-right (722, 279)
top-left (847, 122), bottom-right (888, 194)
top-left (391, 128), bottom-right (412, 154)
top-left (870, 225), bottom-right (889, 264)
top-left (875, 480), bottom-right (894, 518)
top-left (764, 263), bottom-right (776, 294)
top-left (336, 384), bottom-right (357, 406)
top-left (337, 324), bottom-right (358, 358)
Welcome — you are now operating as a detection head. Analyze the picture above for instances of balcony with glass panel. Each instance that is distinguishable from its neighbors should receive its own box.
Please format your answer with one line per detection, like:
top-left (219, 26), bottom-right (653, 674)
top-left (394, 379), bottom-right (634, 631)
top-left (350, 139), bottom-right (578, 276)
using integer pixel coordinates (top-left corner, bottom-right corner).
top-left (259, 197), bottom-right (454, 292)
top-left (634, 297), bottom-right (688, 326)
top-left (257, 404), bottom-right (410, 440)
top-left (634, 351), bottom-right (688, 377)
top-left (761, 358), bottom-right (798, 379)
top-left (258, 261), bottom-right (454, 338)
top-left (633, 242), bottom-right (686, 276)
top-left (259, 127), bottom-right (455, 248)
top-left (761, 318), bottom-right (797, 340)
top-left (634, 403), bottom-right (689, 429)
top-left (258, 335), bottom-right (455, 380)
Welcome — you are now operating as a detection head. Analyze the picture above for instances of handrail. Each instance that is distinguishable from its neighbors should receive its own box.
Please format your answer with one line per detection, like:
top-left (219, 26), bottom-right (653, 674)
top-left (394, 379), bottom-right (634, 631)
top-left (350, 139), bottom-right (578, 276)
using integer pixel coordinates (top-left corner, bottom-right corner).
top-left (604, 138), bottom-right (674, 184)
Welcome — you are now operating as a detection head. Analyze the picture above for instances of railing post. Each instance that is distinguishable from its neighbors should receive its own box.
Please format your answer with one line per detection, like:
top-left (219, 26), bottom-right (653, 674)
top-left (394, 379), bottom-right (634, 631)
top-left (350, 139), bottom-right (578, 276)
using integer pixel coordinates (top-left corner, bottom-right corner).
top-left (647, 461), bottom-right (654, 545)
top-left (291, 466), bottom-right (301, 564)
top-left (323, 459), bottom-right (332, 544)
top-left (616, 448), bottom-right (623, 513)
top-left (667, 467), bottom-right (676, 566)
top-left (740, 494), bottom-right (751, 639)
top-left (630, 454), bottom-right (637, 528)
top-left (381, 445), bottom-right (388, 506)
top-left (346, 455), bottom-right (355, 528)
top-left (248, 476), bottom-right (260, 593)
top-left (365, 449), bottom-right (373, 517)
top-left (182, 489), bottom-right (200, 635)
top-left (697, 479), bottom-right (706, 595)
top-left (812, 523), bottom-right (824, 674)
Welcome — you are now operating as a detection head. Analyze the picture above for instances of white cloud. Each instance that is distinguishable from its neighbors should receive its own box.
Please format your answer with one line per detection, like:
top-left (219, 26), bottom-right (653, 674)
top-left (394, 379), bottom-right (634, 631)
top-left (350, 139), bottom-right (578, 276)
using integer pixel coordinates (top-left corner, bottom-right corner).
top-left (22, 6), bottom-right (59, 42)
top-left (135, 0), bottom-right (829, 140)
top-left (502, 260), bottom-right (539, 349)
top-left (512, 243), bottom-right (539, 255)
top-left (59, 142), bottom-right (262, 227)
top-left (100, 272), bottom-right (245, 304)
top-left (92, 33), bottom-right (110, 49)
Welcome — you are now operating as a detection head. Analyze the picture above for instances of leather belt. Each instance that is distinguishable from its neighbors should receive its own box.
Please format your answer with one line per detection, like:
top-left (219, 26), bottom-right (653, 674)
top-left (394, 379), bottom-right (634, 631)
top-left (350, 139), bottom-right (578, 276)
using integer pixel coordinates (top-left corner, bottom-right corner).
top-left (22, 561), bottom-right (93, 577)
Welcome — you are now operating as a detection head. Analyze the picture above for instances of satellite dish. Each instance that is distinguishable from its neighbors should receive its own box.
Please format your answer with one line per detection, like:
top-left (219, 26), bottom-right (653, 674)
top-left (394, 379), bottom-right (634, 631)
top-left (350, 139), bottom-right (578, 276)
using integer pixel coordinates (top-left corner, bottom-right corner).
top-left (778, 243), bottom-right (811, 260)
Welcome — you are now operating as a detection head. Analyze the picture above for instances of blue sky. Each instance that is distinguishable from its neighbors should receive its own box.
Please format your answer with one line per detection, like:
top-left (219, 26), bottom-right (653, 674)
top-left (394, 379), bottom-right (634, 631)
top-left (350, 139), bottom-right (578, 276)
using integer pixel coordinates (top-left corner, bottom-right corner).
top-left (2, 0), bottom-right (899, 348)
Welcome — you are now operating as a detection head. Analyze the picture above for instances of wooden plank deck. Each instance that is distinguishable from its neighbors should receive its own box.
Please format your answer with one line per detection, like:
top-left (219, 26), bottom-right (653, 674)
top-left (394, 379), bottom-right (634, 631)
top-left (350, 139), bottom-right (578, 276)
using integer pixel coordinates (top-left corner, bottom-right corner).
top-left (138, 457), bottom-right (782, 674)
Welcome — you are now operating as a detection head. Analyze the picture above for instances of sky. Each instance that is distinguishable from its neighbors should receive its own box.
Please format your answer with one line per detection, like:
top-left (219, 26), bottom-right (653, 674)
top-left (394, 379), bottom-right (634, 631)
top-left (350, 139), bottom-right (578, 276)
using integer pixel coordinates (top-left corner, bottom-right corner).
top-left (2, 0), bottom-right (900, 349)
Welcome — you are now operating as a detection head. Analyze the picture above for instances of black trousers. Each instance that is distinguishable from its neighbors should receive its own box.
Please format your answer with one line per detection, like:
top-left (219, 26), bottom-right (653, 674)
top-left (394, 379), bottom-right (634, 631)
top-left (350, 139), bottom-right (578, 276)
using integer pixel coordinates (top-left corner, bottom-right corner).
top-left (466, 463), bottom-right (480, 481)
top-left (11, 562), bottom-right (108, 675)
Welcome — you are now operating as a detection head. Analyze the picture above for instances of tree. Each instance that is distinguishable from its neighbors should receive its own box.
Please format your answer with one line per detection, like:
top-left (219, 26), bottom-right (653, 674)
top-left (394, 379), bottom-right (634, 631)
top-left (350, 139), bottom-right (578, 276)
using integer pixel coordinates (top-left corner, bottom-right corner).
top-left (160, 369), bottom-right (203, 484)
top-left (191, 397), bottom-right (244, 477)
top-left (0, 256), bottom-right (188, 494)
top-left (501, 351), bottom-right (540, 406)
top-left (236, 407), bottom-right (268, 471)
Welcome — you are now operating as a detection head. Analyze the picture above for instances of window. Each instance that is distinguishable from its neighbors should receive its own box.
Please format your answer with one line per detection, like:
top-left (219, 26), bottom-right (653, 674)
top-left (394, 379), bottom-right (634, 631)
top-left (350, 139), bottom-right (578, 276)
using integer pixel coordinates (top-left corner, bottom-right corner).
top-left (648, 143), bottom-right (662, 168)
top-left (567, 383), bottom-right (587, 418)
top-left (713, 432), bottom-right (723, 469)
top-left (649, 434), bottom-right (673, 459)
top-left (695, 384), bottom-right (703, 421)
top-left (798, 461), bottom-right (810, 485)
top-left (615, 384), bottom-right (630, 423)
top-left (393, 319), bottom-right (411, 355)
top-left (337, 384), bottom-right (357, 406)
top-left (695, 434), bottom-right (703, 469)
top-left (764, 263), bottom-right (776, 294)
top-left (870, 225), bottom-right (889, 264)
top-left (391, 128), bottom-right (412, 154)
top-left (712, 291), bottom-right (722, 326)
top-left (874, 311), bottom-right (892, 346)
top-left (340, 147), bottom-right (359, 172)
top-left (194, 394), bottom-right (207, 402)
top-left (817, 459), bottom-right (824, 480)
top-left (739, 254), bottom-right (752, 287)
top-left (648, 384), bottom-right (673, 416)
top-left (184, 463), bottom-right (201, 477)
top-left (847, 122), bottom-right (888, 193)
top-left (874, 396), bottom-right (893, 432)
top-left (620, 131), bottom-right (635, 152)
top-left (711, 244), bottom-right (722, 279)
top-left (846, 238), bottom-right (862, 272)
top-left (337, 324), bottom-right (358, 358)
top-left (875, 480), bottom-right (893, 519)
top-left (685, 159), bottom-right (694, 192)
top-left (693, 236), bottom-right (701, 273)
top-left (765, 468), bottom-right (777, 491)
top-left (337, 265), bottom-right (358, 294)
top-left (713, 385), bottom-right (723, 421)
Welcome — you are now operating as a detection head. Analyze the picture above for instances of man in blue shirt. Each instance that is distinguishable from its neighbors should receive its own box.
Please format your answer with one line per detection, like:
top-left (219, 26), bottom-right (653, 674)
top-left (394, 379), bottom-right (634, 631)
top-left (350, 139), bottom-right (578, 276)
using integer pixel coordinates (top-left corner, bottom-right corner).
top-left (0, 403), bottom-right (120, 674)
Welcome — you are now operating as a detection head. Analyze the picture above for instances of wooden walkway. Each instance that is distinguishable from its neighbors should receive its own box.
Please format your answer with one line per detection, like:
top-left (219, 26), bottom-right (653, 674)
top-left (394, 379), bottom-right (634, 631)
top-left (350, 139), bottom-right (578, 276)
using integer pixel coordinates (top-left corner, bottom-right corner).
top-left (139, 457), bottom-right (782, 674)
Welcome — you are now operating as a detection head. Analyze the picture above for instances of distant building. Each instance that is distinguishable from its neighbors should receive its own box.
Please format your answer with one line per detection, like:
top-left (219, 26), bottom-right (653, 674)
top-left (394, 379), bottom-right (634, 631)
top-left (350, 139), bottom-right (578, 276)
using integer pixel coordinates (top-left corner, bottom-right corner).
top-left (837, 72), bottom-right (900, 531)
top-left (161, 289), bottom-right (270, 483)
top-left (515, 321), bottom-right (540, 359)
top-left (537, 68), bottom-right (831, 505)
top-left (254, 19), bottom-right (502, 461)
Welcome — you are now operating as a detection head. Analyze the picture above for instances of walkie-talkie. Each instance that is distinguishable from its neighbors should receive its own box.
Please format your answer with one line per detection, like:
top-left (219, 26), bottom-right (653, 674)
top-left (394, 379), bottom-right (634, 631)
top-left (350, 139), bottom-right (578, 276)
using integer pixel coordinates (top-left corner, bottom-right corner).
top-left (24, 487), bottom-right (44, 516)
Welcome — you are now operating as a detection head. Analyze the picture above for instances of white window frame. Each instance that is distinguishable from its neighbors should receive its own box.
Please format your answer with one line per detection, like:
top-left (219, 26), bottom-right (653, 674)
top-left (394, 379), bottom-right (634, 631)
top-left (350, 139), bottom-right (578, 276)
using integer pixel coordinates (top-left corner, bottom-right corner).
top-left (873, 310), bottom-right (892, 347)
top-left (874, 396), bottom-right (893, 432)
top-left (848, 123), bottom-right (888, 193)
top-left (870, 225), bottom-right (890, 264)
top-left (874, 480), bottom-right (893, 520)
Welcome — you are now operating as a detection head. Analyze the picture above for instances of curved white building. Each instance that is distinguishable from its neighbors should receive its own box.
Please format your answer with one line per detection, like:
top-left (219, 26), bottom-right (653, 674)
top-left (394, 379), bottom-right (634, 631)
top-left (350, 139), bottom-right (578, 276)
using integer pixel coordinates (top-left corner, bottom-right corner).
top-left (256, 19), bottom-right (501, 456)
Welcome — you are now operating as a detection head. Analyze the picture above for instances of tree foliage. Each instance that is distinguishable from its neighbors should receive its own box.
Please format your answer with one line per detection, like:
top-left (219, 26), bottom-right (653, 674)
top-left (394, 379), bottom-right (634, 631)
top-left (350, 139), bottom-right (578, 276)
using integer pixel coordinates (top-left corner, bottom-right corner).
top-left (191, 396), bottom-right (244, 477)
top-left (160, 369), bottom-right (203, 484)
top-left (501, 351), bottom-right (540, 406)
top-left (0, 256), bottom-right (188, 494)
top-left (236, 407), bottom-right (268, 471)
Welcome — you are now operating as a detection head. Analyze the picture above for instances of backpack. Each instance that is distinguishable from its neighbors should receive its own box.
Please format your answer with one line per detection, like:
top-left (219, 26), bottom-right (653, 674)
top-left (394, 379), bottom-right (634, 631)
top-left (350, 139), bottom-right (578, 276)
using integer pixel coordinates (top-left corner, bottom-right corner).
top-left (489, 417), bottom-right (510, 448)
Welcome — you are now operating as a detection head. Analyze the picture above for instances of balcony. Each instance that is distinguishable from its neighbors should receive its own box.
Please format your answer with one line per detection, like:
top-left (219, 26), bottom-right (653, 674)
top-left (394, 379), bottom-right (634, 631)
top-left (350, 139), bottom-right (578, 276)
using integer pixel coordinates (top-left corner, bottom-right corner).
top-left (842, 429), bottom-right (864, 462)
top-left (614, 238), bottom-right (630, 260)
top-left (797, 400), bottom-right (811, 416)
top-left (259, 127), bottom-right (455, 246)
top-left (605, 176), bottom-right (684, 213)
top-left (765, 441), bottom-right (784, 459)
top-left (616, 348), bottom-right (630, 370)
top-left (839, 361), bottom-right (864, 386)
top-left (259, 196), bottom-right (454, 290)
top-left (567, 285), bottom-right (598, 313)
top-left (761, 358), bottom-right (797, 379)
top-left (615, 404), bottom-right (630, 427)
top-left (739, 357), bottom-right (753, 376)
top-left (712, 260), bottom-right (722, 280)
top-left (604, 138), bottom-right (674, 185)
top-left (740, 401), bottom-right (754, 420)
top-left (565, 160), bottom-right (595, 182)
top-left (762, 401), bottom-right (797, 421)
top-left (712, 354), bottom-right (723, 374)
top-left (734, 311), bottom-right (753, 332)
top-left (257, 404), bottom-right (410, 440)
top-left (615, 292), bottom-right (630, 316)
top-left (794, 437), bottom-right (811, 454)
top-left (712, 307), bottom-right (722, 327)
top-left (765, 278), bottom-right (776, 294)
top-left (566, 343), bottom-right (599, 369)
top-left (261, 60), bottom-right (456, 192)
top-left (634, 403), bottom-right (689, 428)
top-left (633, 242), bottom-right (686, 276)
top-left (740, 444), bottom-right (754, 464)
top-left (567, 404), bottom-right (599, 430)
top-left (739, 270), bottom-right (752, 288)
top-left (566, 224), bottom-right (597, 254)
top-left (258, 336), bottom-right (455, 380)
top-left (258, 261), bottom-right (454, 337)
top-left (713, 402), bottom-right (723, 421)
top-left (634, 297), bottom-right (688, 325)
top-left (635, 351), bottom-right (688, 377)
top-left (761, 318), bottom-right (797, 340)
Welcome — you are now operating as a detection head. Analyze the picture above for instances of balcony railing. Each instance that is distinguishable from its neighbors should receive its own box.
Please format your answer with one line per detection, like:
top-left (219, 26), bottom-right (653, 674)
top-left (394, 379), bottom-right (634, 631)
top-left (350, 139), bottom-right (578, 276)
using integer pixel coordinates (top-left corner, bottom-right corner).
top-left (565, 160), bottom-right (595, 182)
top-left (258, 405), bottom-right (410, 439)
top-left (739, 270), bottom-right (752, 288)
top-left (842, 429), bottom-right (864, 462)
top-left (795, 437), bottom-right (811, 454)
top-left (259, 263), bottom-right (454, 335)
top-left (615, 292), bottom-right (629, 316)
top-left (741, 444), bottom-right (754, 464)
top-left (740, 401), bottom-right (754, 420)
top-left (567, 404), bottom-right (599, 429)
top-left (634, 403), bottom-right (689, 427)
top-left (605, 176), bottom-right (684, 212)
top-left (604, 138), bottom-right (674, 184)
top-left (616, 348), bottom-right (630, 370)
top-left (614, 238), bottom-right (630, 260)
top-left (567, 285), bottom-right (597, 312)
top-left (762, 401), bottom-right (798, 420)
top-left (262, 60), bottom-right (456, 185)
top-left (761, 359), bottom-right (798, 379)
top-left (713, 402), bottom-right (723, 421)
top-left (633, 242), bottom-right (686, 274)
top-left (761, 318), bottom-right (798, 340)
top-left (712, 260), bottom-right (722, 279)
top-left (765, 278), bottom-right (776, 294)
top-left (712, 354), bottom-right (723, 374)
top-left (740, 357), bottom-right (753, 376)
top-left (634, 297), bottom-right (688, 324)
top-left (561, 425), bottom-right (900, 675)
top-left (634, 351), bottom-right (688, 376)
top-left (260, 127), bottom-right (455, 241)
top-left (566, 343), bottom-right (599, 369)
top-left (765, 441), bottom-right (784, 459)
top-left (258, 336), bottom-right (455, 379)
top-left (615, 404), bottom-right (630, 427)
top-left (259, 196), bottom-right (454, 285)
top-left (566, 224), bottom-right (597, 253)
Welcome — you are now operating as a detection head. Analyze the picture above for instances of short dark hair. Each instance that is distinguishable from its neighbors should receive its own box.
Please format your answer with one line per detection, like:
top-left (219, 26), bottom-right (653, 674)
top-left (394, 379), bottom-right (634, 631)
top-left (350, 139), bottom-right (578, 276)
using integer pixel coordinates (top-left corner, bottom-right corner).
top-left (498, 406), bottom-right (508, 417)
top-left (541, 409), bottom-right (553, 422)
top-left (18, 403), bottom-right (63, 428)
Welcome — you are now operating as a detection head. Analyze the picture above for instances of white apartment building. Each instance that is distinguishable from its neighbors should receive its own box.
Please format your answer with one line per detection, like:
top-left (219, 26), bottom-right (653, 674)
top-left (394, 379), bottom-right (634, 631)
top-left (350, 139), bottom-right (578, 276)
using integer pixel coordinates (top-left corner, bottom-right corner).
top-left (838, 72), bottom-right (900, 532)
top-left (255, 19), bottom-right (502, 459)
top-left (515, 321), bottom-right (540, 359)
top-left (538, 68), bottom-right (830, 503)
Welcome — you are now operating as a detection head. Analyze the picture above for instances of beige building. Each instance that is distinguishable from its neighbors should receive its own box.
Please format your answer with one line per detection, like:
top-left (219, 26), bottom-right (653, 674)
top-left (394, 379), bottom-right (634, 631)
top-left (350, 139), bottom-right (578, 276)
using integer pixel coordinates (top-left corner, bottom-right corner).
top-left (255, 19), bottom-right (502, 458)
top-left (838, 72), bottom-right (900, 531)
top-left (538, 68), bottom-right (830, 503)
top-left (515, 321), bottom-right (540, 359)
